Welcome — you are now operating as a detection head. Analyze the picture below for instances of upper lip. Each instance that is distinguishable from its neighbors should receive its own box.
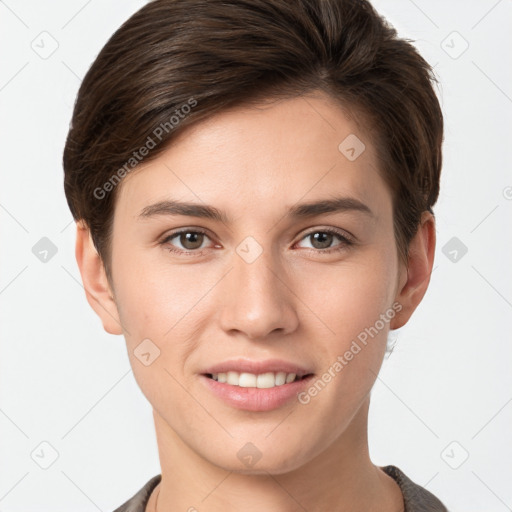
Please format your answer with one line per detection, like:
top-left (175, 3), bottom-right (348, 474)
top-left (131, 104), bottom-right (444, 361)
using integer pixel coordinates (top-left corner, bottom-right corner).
top-left (202, 358), bottom-right (313, 378)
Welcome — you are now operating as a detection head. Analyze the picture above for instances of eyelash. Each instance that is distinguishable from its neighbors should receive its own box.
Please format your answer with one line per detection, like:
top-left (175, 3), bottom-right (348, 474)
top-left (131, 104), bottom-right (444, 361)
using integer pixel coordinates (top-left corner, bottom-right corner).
top-left (159, 227), bottom-right (355, 256)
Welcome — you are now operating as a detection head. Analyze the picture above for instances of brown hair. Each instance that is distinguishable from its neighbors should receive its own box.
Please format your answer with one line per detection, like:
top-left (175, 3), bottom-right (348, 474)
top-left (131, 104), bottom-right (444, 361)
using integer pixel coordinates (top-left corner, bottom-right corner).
top-left (63, 0), bottom-right (443, 277)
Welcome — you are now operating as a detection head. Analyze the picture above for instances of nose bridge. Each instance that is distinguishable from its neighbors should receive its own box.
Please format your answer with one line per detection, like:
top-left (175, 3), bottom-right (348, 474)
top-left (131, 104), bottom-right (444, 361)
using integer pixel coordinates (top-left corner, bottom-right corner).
top-left (218, 239), bottom-right (298, 339)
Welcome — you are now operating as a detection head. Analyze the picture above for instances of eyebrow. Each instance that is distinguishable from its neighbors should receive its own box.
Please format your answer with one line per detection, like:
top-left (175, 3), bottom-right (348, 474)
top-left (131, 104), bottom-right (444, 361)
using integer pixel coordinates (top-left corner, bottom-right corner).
top-left (138, 196), bottom-right (374, 223)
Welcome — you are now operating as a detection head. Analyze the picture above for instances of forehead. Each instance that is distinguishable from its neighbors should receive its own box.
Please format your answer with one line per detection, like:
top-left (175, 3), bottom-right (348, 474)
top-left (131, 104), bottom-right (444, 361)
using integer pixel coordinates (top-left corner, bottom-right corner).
top-left (115, 92), bottom-right (391, 222)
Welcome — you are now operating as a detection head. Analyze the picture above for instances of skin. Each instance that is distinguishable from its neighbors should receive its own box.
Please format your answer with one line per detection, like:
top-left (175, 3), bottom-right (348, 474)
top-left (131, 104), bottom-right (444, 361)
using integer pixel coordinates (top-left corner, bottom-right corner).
top-left (75, 91), bottom-right (435, 511)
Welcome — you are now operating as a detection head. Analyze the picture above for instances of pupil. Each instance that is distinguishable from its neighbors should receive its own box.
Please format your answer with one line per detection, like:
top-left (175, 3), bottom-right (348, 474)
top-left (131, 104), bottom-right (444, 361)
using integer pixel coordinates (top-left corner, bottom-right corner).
top-left (181, 232), bottom-right (203, 250)
top-left (312, 232), bottom-right (332, 249)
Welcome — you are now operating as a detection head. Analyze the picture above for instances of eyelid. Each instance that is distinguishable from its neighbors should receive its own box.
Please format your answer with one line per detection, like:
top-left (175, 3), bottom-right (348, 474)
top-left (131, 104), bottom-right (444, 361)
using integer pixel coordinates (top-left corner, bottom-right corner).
top-left (292, 227), bottom-right (355, 255)
top-left (159, 226), bottom-right (216, 249)
top-left (160, 225), bottom-right (211, 238)
top-left (298, 226), bottom-right (356, 243)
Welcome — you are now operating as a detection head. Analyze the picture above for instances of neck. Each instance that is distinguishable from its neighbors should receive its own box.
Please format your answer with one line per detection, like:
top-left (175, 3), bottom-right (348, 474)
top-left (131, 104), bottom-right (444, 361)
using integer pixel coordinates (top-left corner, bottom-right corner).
top-left (150, 397), bottom-right (403, 511)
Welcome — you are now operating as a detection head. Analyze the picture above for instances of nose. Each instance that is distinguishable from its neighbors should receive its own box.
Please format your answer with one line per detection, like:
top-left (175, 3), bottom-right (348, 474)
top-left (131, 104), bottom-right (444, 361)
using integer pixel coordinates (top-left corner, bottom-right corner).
top-left (217, 246), bottom-right (299, 340)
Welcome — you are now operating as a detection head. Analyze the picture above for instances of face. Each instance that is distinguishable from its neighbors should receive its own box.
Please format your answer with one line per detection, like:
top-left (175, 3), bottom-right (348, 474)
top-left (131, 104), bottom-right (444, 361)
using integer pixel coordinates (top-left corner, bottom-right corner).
top-left (103, 92), bottom-right (407, 474)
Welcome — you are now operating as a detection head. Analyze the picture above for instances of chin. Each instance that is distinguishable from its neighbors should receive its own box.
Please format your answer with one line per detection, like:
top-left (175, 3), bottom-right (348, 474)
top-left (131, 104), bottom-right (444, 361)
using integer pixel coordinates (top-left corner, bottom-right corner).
top-left (205, 443), bottom-right (310, 476)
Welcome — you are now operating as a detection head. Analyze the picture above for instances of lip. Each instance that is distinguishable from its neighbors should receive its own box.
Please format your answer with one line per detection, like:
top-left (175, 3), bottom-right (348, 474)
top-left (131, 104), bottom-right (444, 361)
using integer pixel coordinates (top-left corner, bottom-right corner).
top-left (200, 374), bottom-right (314, 412)
top-left (201, 358), bottom-right (313, 378)
top-left (199, 358), bottom-right (315, 412)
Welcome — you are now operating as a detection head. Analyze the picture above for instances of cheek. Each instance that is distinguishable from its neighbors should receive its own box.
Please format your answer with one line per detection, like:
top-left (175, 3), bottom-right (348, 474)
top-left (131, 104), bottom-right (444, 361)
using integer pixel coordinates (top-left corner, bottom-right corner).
top-left (111, 250), bottom-right (222, 400)
top-left (112, 246), bottom-right (202, 337)
top-left (292, 258), bottom-right (397, 424)
top-left (292, 248), bottom-right (398, 404)
top-left (298, 249), bottom-right (397, 338)
top-left (111, 259), bottom-right (206, 406)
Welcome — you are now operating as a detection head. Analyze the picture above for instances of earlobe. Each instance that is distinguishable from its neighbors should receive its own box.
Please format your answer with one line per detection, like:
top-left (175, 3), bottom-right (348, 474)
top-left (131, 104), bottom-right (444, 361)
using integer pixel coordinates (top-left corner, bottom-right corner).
top-left (75, 222), bottom-right (124, 335)
top-left (390, 211), bottom-right (436, 330)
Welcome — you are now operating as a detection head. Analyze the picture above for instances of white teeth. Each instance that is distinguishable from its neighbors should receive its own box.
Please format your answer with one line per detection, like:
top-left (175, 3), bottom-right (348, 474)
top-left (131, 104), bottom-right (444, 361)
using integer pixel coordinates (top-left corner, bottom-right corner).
top-left (227, 371), bottom-right (239, 385)
top-left (239, 372), bottom-right (257, 387)
top-left (285, 373), bottom-right (296, 383)
top-left (210, 371), bottom-right (299, 388)
top-left (275, 372), bottom-right (286, 386)
top-left (256, 372), bottom-right (275, 388)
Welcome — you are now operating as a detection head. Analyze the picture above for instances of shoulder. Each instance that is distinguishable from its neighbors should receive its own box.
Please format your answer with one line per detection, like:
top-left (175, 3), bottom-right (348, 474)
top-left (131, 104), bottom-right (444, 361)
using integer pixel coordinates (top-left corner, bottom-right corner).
top-left (113, 474), bottom-right (161, 512)
top-left (381, 465), bottom-right (449, 511)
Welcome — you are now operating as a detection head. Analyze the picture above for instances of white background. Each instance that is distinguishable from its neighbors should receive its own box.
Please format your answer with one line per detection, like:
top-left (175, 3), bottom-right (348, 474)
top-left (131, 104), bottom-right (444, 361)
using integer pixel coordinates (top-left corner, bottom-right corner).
top-left (1, 0), bottom-right (511, 510)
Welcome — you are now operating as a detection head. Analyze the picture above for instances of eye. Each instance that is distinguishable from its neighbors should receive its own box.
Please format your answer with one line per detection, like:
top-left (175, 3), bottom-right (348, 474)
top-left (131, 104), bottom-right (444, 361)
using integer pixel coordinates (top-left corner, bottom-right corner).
top-left (160, 228), bottom-right (214, 254)
top-left (159, 227), bottom-right (354, 256)
top-left (296, 228), bottom-right (354, 253)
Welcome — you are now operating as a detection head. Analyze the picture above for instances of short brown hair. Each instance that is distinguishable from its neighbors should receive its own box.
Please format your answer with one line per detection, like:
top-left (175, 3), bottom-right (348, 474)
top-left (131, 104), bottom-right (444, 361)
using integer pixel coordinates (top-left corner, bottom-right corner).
top-left (63, 0), bottom-right (443, 277)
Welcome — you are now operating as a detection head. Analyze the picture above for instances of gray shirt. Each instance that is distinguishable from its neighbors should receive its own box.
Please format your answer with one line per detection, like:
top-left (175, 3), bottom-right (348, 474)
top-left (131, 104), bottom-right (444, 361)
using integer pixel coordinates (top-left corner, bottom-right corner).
top-left (113, 465), bottom-right (448, 511)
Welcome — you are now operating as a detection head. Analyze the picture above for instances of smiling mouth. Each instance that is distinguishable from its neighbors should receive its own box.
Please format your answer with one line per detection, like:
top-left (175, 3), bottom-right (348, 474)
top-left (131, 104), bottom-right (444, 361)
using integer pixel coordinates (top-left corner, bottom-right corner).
top-left (204, 371), bottom-right (314, 388)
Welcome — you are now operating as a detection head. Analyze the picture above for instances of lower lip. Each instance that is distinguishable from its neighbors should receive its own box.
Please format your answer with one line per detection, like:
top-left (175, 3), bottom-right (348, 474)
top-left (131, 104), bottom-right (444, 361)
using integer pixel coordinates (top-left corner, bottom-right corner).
top-left (200, 374), bottom-right (314, 412)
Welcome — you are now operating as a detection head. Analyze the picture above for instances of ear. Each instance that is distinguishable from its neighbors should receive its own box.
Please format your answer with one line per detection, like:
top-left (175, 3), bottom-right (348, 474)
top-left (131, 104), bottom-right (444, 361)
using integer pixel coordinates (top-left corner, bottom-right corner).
top-left (75, 221), bottom-right (124, 335)
top-left (390, 211), bottom-right (436, 330)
